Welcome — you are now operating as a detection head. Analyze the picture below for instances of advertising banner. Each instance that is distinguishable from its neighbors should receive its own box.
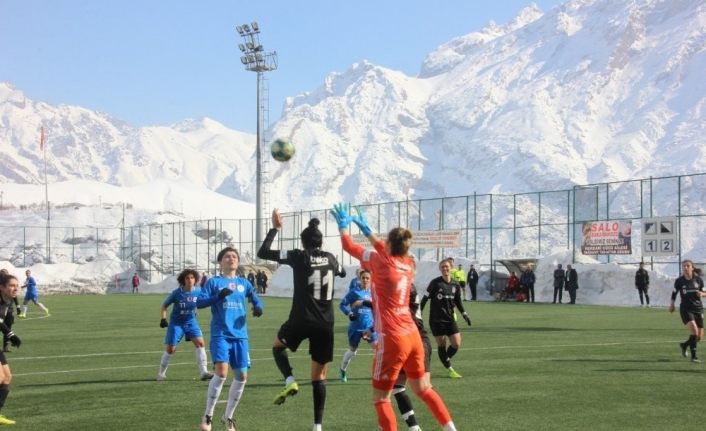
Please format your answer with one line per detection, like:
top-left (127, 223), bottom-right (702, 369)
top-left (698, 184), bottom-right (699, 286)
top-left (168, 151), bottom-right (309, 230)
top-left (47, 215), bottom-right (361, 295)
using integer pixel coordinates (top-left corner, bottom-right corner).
top-left (353, 229), bottom-right (462, 249)
top-left (581, 221), bottom-right (632, 255)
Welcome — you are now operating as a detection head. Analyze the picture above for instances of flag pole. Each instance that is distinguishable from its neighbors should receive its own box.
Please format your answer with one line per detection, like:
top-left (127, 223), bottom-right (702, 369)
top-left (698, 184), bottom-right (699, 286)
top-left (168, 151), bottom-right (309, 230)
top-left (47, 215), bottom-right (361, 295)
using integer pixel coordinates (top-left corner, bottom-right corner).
top-left (41, 127), bottom-right (50, 263)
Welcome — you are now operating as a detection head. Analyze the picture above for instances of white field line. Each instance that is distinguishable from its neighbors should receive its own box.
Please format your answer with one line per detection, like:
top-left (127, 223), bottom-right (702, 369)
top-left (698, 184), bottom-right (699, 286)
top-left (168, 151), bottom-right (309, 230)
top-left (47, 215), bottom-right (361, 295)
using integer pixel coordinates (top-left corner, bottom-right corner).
top-left (12, 339), bottom-right (683, 377)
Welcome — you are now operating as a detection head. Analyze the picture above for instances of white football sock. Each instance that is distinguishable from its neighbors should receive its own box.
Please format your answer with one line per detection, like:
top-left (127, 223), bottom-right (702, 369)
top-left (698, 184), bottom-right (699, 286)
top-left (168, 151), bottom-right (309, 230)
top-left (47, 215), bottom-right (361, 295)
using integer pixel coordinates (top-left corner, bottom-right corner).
top-left (195, 347), bottom-right (208, 374)
top-left (443, 421), bottom-right (457, 431)
top-left (159, 352), bottom-right (172, 376)
top-left (224, 378), bottom-right (246, 420)
top-left (204, 375), bottom-right (226, 417)
top-left (340, 349), bottom-right (356, 371)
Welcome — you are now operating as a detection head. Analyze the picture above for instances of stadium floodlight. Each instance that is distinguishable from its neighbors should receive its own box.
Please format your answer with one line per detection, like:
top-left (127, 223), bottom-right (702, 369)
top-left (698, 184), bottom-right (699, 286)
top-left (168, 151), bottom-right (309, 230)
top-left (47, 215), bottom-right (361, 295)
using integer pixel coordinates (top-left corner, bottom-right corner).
top-left (237, 21), bottom-right (278, 252)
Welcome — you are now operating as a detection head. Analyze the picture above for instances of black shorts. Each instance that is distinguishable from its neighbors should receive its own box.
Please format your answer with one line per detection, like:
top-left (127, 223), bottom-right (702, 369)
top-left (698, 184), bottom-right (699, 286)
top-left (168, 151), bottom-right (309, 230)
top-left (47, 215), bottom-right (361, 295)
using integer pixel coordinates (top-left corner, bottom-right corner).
top-left (429, 320), bottom-right (459, 337)
top-left (680, 308), bottom-right (704, 328)
top-left (277, 320), bottom-right (334, 364)
top-left (0, 351), bottom-right (6, 366)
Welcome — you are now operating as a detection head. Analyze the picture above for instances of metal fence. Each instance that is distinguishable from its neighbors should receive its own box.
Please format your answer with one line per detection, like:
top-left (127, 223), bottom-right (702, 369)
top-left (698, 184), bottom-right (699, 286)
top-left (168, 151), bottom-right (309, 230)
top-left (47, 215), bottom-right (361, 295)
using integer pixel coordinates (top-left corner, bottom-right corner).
top-left (1, 173), bottom-right (704, 282)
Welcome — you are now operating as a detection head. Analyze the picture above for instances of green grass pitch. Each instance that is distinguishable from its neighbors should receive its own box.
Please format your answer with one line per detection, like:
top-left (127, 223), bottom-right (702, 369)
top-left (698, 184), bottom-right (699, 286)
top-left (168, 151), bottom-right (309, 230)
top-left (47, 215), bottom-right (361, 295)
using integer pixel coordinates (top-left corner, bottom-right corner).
top-left (6, 295), bottom-right (703, 430)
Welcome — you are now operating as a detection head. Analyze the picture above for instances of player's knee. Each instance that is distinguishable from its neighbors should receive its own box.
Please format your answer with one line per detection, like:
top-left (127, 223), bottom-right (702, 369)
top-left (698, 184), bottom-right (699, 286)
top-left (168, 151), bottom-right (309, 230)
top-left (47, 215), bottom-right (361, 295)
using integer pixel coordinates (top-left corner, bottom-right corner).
top-left (272, 346), bottom-right (287, 359)
top-left (234, 370), bottom-right (247, 382)
top-left (391, 384), bottom-right (405, 395)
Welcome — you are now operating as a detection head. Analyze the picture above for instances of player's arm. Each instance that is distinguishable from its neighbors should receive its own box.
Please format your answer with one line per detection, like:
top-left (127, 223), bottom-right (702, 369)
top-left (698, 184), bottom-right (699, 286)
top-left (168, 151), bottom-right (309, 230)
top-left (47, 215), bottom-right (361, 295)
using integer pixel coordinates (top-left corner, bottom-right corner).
top-left (257, 209), bottom-right (287, 262)
top-left (0, 316), bottom-right (20, 347)
top-left (196, 280), bottom-right (222, 308)
top-left (420, 284), bottom-right (432, 311)
top-left (332, 255), bottom-right (347, 278)
top-left (339, 293), bottom-right (352, 315)
top-left (248, 283), bottom-right (264, 317)
top-left (669, 280), bottom-right (679, 312)
top-left (454, 287), bottom-right (471, 325)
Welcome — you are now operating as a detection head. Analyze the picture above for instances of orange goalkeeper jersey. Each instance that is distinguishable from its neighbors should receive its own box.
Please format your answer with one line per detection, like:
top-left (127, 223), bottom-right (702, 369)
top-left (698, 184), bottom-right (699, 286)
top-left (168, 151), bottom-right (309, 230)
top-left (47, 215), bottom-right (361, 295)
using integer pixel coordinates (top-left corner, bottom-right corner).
top-left (341, 234), bottom-right (417, 337)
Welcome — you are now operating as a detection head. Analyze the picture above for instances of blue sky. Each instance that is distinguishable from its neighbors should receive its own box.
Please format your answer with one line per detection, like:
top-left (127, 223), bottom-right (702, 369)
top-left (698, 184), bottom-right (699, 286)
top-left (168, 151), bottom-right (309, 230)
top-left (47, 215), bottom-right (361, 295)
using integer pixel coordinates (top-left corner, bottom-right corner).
top-left (1, 0), bottom-right (565, 133)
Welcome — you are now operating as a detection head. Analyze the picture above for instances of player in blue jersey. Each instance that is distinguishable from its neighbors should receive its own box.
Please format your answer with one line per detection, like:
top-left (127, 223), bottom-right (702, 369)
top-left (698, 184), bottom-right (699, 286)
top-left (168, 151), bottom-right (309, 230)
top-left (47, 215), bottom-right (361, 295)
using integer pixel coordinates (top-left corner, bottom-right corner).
top-left (196, 247), bottom-right (263, 431)
top-left (257, 209), bottom-right (346, 431)
top-left (0, 272), bottom-right (22, 425)
top-left (338, 269), bottom-right (376, 382)
top-left (156, 268), bottom-right (213, 381)
top-left (347, 268), bottom-right (362, 291)
top-left (18, 270), bottom-right (49, 318)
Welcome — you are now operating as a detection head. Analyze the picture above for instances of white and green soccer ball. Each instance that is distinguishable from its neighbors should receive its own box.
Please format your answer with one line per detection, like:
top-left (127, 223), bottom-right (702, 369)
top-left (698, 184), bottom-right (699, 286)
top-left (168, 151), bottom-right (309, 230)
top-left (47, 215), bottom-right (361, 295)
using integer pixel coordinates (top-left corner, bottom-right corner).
top-left (270, 138), bottom-right (295, 162)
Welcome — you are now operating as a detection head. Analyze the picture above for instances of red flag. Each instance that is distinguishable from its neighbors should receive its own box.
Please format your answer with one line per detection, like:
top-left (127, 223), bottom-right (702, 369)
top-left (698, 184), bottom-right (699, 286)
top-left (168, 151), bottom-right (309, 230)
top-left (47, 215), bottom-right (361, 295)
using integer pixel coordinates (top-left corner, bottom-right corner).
top-left (40, 126), bottom-right (45, 151)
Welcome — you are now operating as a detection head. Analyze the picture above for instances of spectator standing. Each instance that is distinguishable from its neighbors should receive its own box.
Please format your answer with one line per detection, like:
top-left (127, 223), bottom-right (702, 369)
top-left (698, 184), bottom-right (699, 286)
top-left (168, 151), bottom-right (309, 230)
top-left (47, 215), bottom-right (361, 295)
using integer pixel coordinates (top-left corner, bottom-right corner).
top-left (247, 270), bottom-right (256, 290)
top-left (132, 273), bottom-right (140, 294)
top-left (553, 264), bottom-right (565, 304)
top-left (200, 272), bottom-right (209, 288)
top-left (260, 271), bottom-right (268, 294)
top-left (635, 262), bottom-right (650, 307)
top-left (255, 270), bottom-right (266, 294)
top-left (565, 265), bottom-right (579, 304)
top-left (450, 264), bottom-right (467, 301)
top-left (520, 268), bottom-right (536, 303)
top-left (466, 265), bottom-right (479, 301)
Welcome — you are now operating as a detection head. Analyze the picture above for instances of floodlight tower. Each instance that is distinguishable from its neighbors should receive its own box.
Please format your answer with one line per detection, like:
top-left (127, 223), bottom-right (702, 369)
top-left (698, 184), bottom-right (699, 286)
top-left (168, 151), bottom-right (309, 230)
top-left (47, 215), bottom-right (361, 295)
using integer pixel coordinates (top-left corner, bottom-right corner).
top-left (237, 22), bottom-right (278, 252)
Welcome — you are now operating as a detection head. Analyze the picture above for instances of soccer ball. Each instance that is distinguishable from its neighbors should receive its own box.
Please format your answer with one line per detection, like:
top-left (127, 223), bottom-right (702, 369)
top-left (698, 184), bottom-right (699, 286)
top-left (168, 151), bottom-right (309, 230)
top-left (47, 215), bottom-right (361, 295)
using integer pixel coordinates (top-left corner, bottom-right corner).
top-left (270, 138), bottom-right (295, 162)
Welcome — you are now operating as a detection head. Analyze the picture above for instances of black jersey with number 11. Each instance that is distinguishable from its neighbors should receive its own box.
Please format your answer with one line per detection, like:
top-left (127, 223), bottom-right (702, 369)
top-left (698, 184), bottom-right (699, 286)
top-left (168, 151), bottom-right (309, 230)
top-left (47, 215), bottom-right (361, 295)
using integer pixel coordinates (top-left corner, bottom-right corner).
top-left (258, 228), bottom-right (346, 326)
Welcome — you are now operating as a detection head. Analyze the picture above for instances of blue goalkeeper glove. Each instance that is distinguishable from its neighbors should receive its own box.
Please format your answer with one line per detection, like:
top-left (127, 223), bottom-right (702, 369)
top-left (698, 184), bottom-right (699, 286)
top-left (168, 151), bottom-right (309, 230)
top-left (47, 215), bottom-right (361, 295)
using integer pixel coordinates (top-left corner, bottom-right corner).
top-left (352, 207), bottom-right (373, 237)
top-left (330, 202), bottom-right (352, 229)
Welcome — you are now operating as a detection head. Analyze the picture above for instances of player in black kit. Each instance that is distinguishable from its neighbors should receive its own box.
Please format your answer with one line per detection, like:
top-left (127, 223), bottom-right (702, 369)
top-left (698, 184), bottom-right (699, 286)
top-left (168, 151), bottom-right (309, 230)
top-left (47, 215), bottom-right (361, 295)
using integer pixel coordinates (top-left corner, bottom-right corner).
top-left (0, 272), bottom-right (22, 425)
top-left (257, 209), bottom-right (346, 431)
top-left (669, 260), bottom-right (705, 363)
top-left (421, 258), bottom-right (471, 379)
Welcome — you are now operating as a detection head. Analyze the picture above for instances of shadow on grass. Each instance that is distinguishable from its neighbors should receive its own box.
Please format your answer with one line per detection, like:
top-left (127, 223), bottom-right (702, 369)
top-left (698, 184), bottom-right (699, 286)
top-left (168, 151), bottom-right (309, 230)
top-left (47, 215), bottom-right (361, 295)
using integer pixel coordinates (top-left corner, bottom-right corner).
top-left (598, 368), bottom-right (704, 374)
top-left (550, 358), bottom-right (697, 364)
top-left (473, 327), bottom-right (576, 332)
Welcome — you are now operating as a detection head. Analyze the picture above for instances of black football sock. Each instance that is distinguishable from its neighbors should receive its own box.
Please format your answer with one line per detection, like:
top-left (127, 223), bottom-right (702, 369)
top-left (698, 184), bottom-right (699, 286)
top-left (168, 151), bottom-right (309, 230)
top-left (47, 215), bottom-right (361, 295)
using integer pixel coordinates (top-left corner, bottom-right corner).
top-left (437, 346), bottom-right (451, 368)
top-left (272, 347), bottom-right (293, 379)
top-left (0, 384), bottom-right (9, 409)
top-left (393, 384), bottom-right (418, 427)
top-left (312, 380), bottom-right (326, 425)
top-left (447, 346), bottom-right (458, 360)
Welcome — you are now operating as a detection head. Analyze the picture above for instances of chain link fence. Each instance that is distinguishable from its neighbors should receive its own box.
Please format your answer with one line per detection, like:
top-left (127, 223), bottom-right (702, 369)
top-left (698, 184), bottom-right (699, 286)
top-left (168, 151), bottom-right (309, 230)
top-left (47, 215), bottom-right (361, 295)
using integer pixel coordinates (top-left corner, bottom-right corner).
top-left (1, 173), bottom-right (704, 282)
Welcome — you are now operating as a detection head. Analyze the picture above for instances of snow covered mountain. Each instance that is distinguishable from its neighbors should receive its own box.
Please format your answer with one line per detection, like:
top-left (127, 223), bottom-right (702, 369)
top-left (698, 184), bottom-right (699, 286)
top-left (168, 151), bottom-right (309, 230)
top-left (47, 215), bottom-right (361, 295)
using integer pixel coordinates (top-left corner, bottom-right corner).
top-left (0, 83), bottom-right (256, 203)
top-left (1, 0), bottom-right (705, 214)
